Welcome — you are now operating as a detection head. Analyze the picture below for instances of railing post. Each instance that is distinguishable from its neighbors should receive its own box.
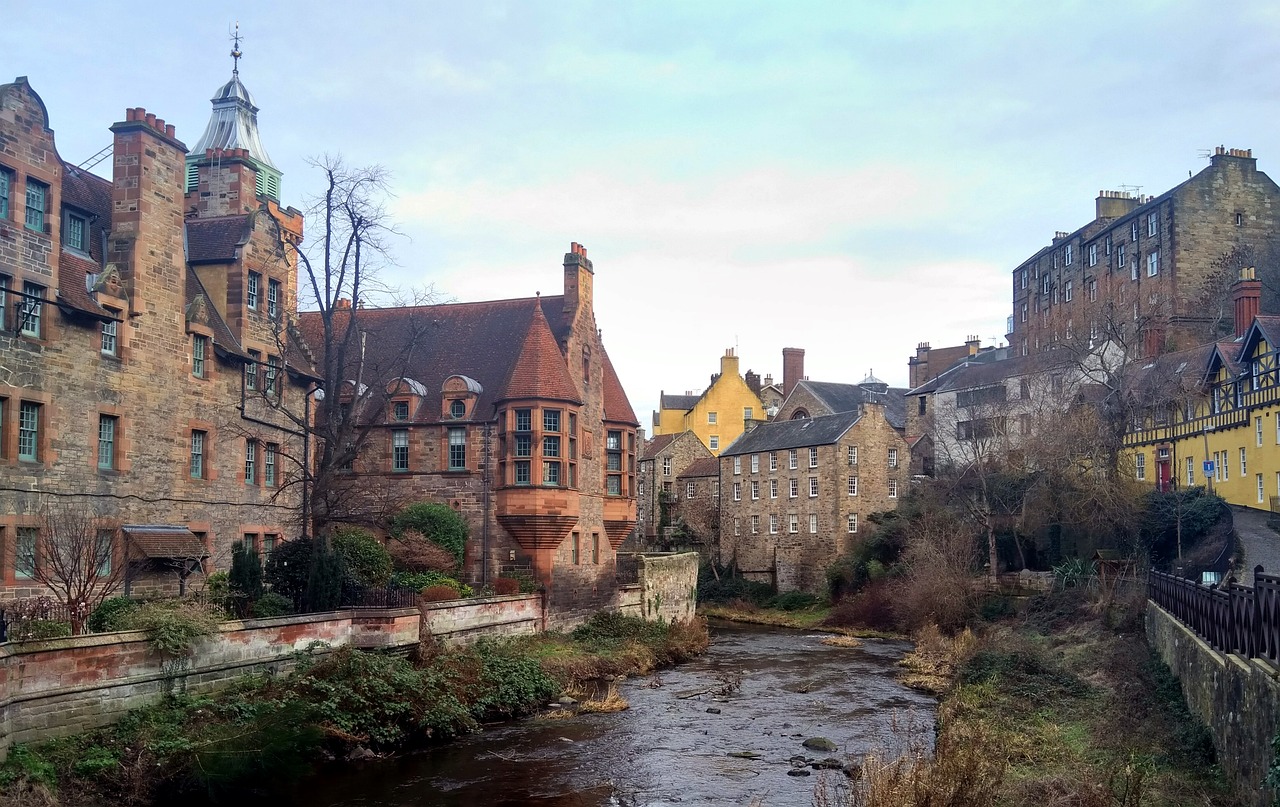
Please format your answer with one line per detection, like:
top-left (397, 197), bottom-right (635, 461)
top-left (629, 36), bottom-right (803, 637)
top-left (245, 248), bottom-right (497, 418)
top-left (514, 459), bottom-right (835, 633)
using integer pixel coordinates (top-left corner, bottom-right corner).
top-left (1255, 565), bottom-right (1265, 659)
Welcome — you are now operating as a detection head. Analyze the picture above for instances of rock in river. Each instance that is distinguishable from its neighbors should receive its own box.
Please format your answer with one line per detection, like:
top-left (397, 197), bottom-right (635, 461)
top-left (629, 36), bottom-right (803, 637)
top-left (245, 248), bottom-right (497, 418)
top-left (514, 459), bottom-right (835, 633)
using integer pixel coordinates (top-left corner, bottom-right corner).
top-left (802, 737), bottom-right (837, 752)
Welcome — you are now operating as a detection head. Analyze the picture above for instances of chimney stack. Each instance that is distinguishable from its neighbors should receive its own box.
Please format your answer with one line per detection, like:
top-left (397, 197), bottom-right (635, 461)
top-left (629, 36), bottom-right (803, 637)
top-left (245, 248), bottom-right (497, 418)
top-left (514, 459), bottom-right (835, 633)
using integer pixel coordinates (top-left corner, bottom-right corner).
top-left (782, 347), bottom-right (805, 397)
top-left (1233, 266), bottom-right (1262, 338)
top-left (562, 240), bottom-right (594, 328)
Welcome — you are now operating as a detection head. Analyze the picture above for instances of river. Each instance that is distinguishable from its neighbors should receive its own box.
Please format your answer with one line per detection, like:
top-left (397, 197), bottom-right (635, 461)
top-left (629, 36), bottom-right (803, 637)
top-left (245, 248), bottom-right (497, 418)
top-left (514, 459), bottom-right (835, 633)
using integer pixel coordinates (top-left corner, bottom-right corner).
top-left (298, 621), bottom-right (935, 807)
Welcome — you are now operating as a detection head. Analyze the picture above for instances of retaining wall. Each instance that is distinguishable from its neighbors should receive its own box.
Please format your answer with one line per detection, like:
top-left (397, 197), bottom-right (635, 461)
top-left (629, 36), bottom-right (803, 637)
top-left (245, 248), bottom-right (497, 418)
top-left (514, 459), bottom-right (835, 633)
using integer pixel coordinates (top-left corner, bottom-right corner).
top-left (1146, 602), bottom-right (1280, 806)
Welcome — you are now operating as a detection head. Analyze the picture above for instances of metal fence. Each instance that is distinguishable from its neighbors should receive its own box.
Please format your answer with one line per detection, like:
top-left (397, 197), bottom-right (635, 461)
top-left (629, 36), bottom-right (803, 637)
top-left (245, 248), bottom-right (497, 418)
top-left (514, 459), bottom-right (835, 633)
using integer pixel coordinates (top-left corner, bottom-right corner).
top-left (1149, 565), bottom-right (1280, 665)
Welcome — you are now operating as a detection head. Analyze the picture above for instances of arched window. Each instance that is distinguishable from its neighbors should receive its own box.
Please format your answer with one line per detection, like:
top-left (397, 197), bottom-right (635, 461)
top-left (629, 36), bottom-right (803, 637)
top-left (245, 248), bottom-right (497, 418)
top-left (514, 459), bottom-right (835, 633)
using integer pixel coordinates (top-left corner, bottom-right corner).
top-left (790, 409), bottom-right (809, 420)
top-left (450, 399), bottom-right (466, 418)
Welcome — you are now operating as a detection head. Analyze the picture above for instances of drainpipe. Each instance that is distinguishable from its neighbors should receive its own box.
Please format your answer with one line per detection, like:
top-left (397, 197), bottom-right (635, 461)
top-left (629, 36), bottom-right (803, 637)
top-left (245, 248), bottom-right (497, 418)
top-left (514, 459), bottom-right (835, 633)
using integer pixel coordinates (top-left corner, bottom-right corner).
top-left (482, 421), bottom-right (492, 585)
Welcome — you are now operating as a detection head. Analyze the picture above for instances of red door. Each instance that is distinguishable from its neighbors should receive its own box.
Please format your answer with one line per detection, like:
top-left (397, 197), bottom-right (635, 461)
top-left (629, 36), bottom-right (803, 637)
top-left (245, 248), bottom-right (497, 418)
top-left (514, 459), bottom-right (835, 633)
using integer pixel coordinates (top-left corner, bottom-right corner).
top-left (1157, 460), bottom-right (1172, 492)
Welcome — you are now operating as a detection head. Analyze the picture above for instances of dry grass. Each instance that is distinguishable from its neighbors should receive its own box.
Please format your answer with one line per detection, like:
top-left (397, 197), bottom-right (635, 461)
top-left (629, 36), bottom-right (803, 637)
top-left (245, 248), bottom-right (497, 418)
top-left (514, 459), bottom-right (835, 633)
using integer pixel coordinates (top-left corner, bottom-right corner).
top-left (578, 684), bottom-right (630, 714)
top-left (820, 635), bottom-right (862, 648)
top-left (537, 708), bottom-right (576, 721)
top-left (898, 624), bottom-right (977, 695)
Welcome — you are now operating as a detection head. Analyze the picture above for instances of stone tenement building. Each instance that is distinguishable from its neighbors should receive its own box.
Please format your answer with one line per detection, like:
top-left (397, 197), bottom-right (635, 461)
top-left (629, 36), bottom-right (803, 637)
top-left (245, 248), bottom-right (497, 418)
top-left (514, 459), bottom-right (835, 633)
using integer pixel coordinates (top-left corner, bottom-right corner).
top-left (0, 73), bottom-right (311, 598)
top-left (717, 404), bottom-right (909, 593)
top-left (652, 348), bottom-right (767, 455)
top-left (772, 347), bottom-right (909, 434)
top-left (297, 243), bottom-right (640, 621)
top-left (1008, 147), bottom-right (1280, 359)
top-left (635, 431), bottom-right (714, 548)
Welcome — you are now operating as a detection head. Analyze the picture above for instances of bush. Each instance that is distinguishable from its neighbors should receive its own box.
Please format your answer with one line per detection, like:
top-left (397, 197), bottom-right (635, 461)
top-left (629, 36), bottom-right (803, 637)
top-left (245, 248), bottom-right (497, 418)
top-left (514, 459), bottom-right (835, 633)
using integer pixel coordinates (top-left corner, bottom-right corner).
top-left (697, 575), bottom-right (774, 606)
top-left (16, 619), bottom-right (72, 641)
top-left (492, 577), bottom-right (520, 595)
top-left (123, 600), bottom-right (220, 656)
top-left (89, 596), bottom-right (138, 632)
top-left (391, 571), bottom-right (472, 598)
top-left (228, 541), bottom-right (264, 614)
top-left (304, 539), bottom-right (345, 612)
top-left (251, 592), bottom-right (294, 619)
top-left (390, 503), bottom-right (468, 566)
top-left (387, 528), bottom-right (458, 573)
top-left (421, 585), bottom-right (461, 602)
top-left (331, 528), bottom-right (393, 587)
top-left (265, 539), bottom-right (315, 603)
top-left (767, 591), bottom-right (822, 611)
top-left (824, 580), bottom-right (900, 632)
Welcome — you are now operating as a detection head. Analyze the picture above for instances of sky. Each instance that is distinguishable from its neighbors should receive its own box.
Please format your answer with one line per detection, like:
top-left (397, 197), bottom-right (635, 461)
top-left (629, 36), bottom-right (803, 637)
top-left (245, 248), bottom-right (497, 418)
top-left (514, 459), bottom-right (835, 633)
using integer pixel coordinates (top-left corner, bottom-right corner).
top-left (7, 1), bottom-right (1280, 424)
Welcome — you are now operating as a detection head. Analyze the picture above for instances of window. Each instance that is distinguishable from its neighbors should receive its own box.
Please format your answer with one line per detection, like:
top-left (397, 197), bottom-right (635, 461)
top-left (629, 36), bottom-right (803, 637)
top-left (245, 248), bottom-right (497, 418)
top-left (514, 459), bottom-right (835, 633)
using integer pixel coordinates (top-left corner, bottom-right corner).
top-left (64, 210), bottom-right (88, 253)
top-left (733, 457), bottom-right (742, 475)
top-left (770, 479), bottom-right (778, 498)
top-left (18, 401), bottom-right (39, 461)
top-left (770, 514), bottom-right (778, 534)
top-left (751, 515), bottom-right (759, 535)
top-left (443, 427), bottom-right (465, 470)
top-left (1042, 274), bottom-right (1051, 294)
top-left (266, 355), bottom-right (280, 394)
top-left (744, 406), bottom-right (753, 420)
top-left (1259, 473), bottom-right (1265, 504)
top-left (543, 409), bottom-right (561, 433)
top-left (1147, 251), bottom-right (1159, 277)
top-left (848, 476), bottom-right (858, 496)
top-left (515, 460), bottom-right (531, 485)
top-left (686, 482), bottom-right (695, 499)
top-left (1131, 220), bottom-right (1139, 242)
top-left (1276, 412), bottom-right (1280, 445)
top-left (789, 514), bottom-right (798, 534)
top-left (1089, 279), bottom-right (1098, 302)
top-left (808, 447), bottom-right (818, 468)
top-left (20, 282), bottom-right (43, 337)
top-left (1064, 244), bottom-right (1073, 264)
top-left (662, 456), bottom-right (671, 476)
top-left (1241, 447), bottom-right (1248, 477)
top-left (1136, 452), bottom-right (1146, 480)
top-left (516, 433), bottom-right (533, 458)
top-left (264, 534), bottom-right (278, 556)
top-left (733, 518), bottom-right (740, 536)
top-left (1131, 259), bottom-right (1138, 281)
top-left (247, 271), bottom-right (260, 309)
top-left (1019, 268), bottom-right (1027, 289)
top-left (267, 279), bottom-right (281, 320)
top-left (245, 351), bottom-right (259, 390)
top-left (101, 315), bottom-right (118, 356)
top-left (1064, 280), bottom-right (1073, 302)
top-left (1237, 212), bottom-right (1245, 227)
top-left (789, 449), bottom-right (798, 469)
top-left (0, 274), bottom-right (7, 330)
top-left (1147, 212), bottom-right (1158, 237)
top-left (192, 335), bottom-right (207, 378)
top-left (713, 480), bottom-right (720, 499)
top-left (449, 399), bottom-right (466, 419)
top-left (809, 514), bottom-right (818, 534)
top-left (25, 179), bottom-right (46, 232)
top-left (1258, 417), bottom-right (1264, 447)
top-left (1187, 456), bottom-right (1194, 487)
top-left (95, 529), bottom-right (114, 576)
top-left (708, 411), bottom-right (717, 424)
top-left (571, 532), bottom-right (579, 565)
top-left (543, 460), bottom-right (561, 486)
top-left (16, 527), bottom-right (37, 579)
top-left (888, 479), bottom-right (898, 498)
top-left (97, 415), bottom-right (116, 469)
top-left (769, 452), bottom-right (778, 471)
top-left (750, 481), bottom-right (759, 500)
top-left (265, 442), bottom-right (277, 486)
top-left (789, 478), bottom-right (798, 498)
top-left (733, 482), bottom-right (741, 501)
top-left (592, 533), bottom-right (600, 564)
top-left (847, 514), bottom-right (858, 534)
top-left (848, 446), bottom-right (858, 466)
top-left (1088, 244), bottom-right (1097, 267)
top-left (391, 432), bottom-right (407, 471)
top-left (709, 435), bottom-right (719, 451)
top-left (0, 169), bottom-right (9, 219)
top-left (809, 476), bottom-right (819, 497)
top-left (888, 448), bottom-right (899, 469)
top-left (1117, 243), bottom-right (1126, 270)
top-left (245, 439), bottom-right (257, 484)
top-left (515, 408), bottom-right (532, 432)
top-left (394, 401), bottom-right (410, 421)
top-left (1020, 303), bottom-right (1028, 322)
top-left (190, 430), bottom-right (206, 479)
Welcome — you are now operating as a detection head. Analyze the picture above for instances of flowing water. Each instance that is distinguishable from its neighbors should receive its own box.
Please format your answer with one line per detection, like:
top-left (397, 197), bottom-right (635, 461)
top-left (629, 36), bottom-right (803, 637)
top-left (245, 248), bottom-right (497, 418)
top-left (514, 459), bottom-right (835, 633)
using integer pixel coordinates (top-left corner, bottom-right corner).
top-left (298, 621), bottom-right (935, 807)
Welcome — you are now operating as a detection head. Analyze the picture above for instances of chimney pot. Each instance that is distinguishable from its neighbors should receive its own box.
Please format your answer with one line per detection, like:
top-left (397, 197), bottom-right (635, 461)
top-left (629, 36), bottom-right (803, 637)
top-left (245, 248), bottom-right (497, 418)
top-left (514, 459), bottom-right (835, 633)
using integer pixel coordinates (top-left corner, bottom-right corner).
top-left (145, 113), bottom-right (156, 128)
top-left (125, 108), bottom-right (137, 122)
top-left (165, 124), bottom-right (175, 138)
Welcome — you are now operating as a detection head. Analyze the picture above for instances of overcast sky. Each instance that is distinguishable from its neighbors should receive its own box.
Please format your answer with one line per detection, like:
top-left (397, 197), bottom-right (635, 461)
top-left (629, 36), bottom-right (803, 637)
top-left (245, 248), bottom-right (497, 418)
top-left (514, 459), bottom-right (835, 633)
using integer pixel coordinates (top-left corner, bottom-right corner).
top-left (8, 1), bottom-right (1280, 423)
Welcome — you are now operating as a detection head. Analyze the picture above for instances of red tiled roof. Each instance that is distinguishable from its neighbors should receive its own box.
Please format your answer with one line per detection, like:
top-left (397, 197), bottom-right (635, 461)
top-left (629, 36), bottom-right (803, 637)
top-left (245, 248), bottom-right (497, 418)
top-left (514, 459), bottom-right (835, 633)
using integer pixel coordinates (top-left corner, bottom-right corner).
top-left (186, 215), bottom-right (250, 264)
top-left (600, 343), bottom-right (639, 425)
top-left (679, 457), bottom-right (719, 478)
top-left (641, 432), bottom-right (679, 460)
top-left (501, 297), bottom-right (582, 403)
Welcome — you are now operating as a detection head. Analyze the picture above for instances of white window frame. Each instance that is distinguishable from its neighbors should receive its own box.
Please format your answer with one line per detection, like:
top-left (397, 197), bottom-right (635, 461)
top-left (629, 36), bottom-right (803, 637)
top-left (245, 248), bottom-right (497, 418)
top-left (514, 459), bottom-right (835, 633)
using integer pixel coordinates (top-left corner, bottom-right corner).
top-left (751, 480), bottom-right (760, 500)
top-left (808, 447), bottom-right (818, 468)
top-left (247, 271), bottom-right (260, 310)
top-left (709, 435), bottom-right (719, 451)
top-left (770, 479), bottom-right (778, 499)
top-left (1136, 452), bottom-right (1146, 481)
top-left (1089, 279), bottom-right (1097, 302)
top-left (707, 411), bottom-right (717, 424)
top-left (809, 476), bottom-right (819, 498)
top-left (1064, 280), bottom-right (1073, 302)
top-left (1241, 447), bottom-right (1248, 477)
top-left (789, 478), bottom-right (798, 498)
top-left (789, 449), bottom-right (798, 470)
top-left (848, 476), bottom-right (858, 496)
top-left (1259, 473), bottom-right (1265, 504)
top-left (750, 454), bottom-right (759, 474)
top-left (1258, 416), bottom-right (1264, 447)
top-left (888, 478), bottom-right (898, 498)
top-left (809, 514), bottom-right (818, 534)
top-left (888, 448), bottom-right (899, 469)
top-left (769, 452), bottom-right (778, 471)
top-left (769, 514), bottom-right (778, 534)
top-left (733, 456), bottom-right (741, 475)
top-left (1064, 244), bottom-right (1073, 265)
top-left (788, 514), bottom-right (798, 534)
top-left (1147, 211), bottom-right (1158, 237)
top-left (733, 482), bottom-right (741, 502)
top-left (1088, 243), bottom-right (1097, 267)
top-left (847, 513), bottom-right (858, 534)
top-left (751, 515), bottom-right (759, 535)
top-left (1187, 456), bottom-right (1194, 487)
top-left (1147, 251), bottom-right (1159, 277)
top-left (686, 482), bottom-right (695, 499)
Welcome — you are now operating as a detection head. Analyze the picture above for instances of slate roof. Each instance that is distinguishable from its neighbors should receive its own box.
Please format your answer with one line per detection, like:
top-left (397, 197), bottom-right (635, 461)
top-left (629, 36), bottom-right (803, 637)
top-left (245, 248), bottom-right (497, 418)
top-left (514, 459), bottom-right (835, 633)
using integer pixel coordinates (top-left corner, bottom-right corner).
top-left (660, 392), bottom-right (700, 411)
top-left (721, 411), bottom-right (861, 456)
top-left (185, 271), bottom-right (248, 358)
top-left (640, 433), bottom-right (679, 460)
top-left (679, 457), bottom-right (720, 478)
top-left (186, 215), bottom-right (250, 264)
top-left (123, 525), bottom-right (207, 559)
top-left (797, 380), bottom-right (908, 430)
top-left (55, 164), bottom-right (112, 317)
top-left (908, 350), bottom-right (1076, 397)
top-left (297, 294), bottom-right (639, 426)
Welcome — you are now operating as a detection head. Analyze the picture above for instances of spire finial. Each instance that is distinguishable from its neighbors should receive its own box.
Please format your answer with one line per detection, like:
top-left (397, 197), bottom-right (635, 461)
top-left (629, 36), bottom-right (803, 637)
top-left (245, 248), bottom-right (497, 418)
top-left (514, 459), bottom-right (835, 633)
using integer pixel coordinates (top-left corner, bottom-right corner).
top-left (230, 21), bottom-right (243, 76)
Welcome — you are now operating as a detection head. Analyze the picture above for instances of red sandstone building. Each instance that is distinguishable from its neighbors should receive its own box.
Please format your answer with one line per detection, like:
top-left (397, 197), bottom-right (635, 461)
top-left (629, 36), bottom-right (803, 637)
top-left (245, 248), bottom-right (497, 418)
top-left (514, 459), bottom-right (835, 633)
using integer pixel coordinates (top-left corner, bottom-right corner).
top-left (0, 72), bottom-right (310, 597)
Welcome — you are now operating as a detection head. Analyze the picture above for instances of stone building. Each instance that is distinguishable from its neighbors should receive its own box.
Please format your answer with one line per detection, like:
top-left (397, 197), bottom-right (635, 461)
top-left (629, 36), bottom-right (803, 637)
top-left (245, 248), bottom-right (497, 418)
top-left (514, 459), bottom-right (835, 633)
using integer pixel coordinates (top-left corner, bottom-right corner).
top-left (1008, 147), bottom-right (1280, 359)
top-left (771, 348), bottom-right (908, 435)
top-left (908, 336), bottom-right (984, 389)
top-left (0, 72), bottom-right (310, 599)
top-left (297, 243), bottom-right (640, 622)
top-left (717, 404), bottom-right (909, 593)
top-left (635, 431), bottom-right (715, 549)
top-left (652, 348), bottom-right (766, 454)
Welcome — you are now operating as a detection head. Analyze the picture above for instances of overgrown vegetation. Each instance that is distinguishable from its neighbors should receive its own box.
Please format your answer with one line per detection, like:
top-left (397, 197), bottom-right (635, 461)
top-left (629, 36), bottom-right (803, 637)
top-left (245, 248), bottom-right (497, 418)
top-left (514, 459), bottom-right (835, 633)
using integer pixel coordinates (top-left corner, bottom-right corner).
top-left (0, 613), bottom-right (709, 805)
top-left (389, 502), bottom-right (469, 567)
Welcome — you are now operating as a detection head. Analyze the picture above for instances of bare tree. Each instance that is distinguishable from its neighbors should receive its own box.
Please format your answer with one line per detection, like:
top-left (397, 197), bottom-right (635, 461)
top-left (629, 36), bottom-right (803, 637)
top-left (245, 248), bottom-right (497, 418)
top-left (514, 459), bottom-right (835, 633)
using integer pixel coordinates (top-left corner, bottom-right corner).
top-left (17, 498), bottom-right (125, 634)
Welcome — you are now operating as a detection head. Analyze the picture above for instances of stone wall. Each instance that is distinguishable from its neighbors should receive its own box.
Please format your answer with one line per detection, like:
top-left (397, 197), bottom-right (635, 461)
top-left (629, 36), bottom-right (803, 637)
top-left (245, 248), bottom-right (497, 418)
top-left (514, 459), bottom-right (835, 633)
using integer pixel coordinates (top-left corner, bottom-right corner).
top-left (636, 552), bottom-right (699, 623)
top-left (1146, 602), bottom-right (1279, 805)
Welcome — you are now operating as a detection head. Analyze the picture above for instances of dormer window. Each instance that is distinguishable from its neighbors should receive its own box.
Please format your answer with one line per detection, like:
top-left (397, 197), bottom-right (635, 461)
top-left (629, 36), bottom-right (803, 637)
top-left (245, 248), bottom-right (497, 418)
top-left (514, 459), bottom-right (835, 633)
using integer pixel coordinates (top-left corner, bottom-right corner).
top-left (393, 401), bottom-right (410, 421)
top-left (64, 210), bottom-right (88, 253)
top-left (25, 179), bottom-right (47, 232)
top-left (450, 399), bottom-right (465, 419)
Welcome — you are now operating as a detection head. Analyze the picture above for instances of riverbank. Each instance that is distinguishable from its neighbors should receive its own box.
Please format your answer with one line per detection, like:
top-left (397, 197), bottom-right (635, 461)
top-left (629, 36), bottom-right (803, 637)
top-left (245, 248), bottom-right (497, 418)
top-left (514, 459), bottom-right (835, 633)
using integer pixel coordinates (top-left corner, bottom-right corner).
top-left (698, 601), bottom-right (902, 638)
top-left (0, 613), bottom-right (709, 807)
top-left (831, 587), bottom-right (1238, 806)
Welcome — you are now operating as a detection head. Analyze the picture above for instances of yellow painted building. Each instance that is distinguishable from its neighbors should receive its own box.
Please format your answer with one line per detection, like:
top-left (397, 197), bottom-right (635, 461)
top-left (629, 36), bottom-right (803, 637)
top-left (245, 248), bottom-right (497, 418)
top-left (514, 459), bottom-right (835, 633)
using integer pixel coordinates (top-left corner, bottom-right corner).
top-left (1125, 313), bottom-right (1280, 511)
top-left (653, 349), bottom-right (766, 456)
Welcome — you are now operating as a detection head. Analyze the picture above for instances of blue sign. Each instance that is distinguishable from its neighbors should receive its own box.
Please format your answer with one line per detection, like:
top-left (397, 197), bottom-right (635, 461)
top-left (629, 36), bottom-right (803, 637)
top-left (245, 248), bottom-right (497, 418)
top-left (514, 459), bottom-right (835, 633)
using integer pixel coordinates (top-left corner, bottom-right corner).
top-left (1203, 461), bottom-right (1215, 476)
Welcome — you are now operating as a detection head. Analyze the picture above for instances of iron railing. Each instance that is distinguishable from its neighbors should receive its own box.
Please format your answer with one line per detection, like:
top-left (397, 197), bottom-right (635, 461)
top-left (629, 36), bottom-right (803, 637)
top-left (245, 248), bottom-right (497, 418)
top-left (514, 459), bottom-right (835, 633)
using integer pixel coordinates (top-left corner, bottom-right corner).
top-left (1149, 565), bottom-right (1280, 664)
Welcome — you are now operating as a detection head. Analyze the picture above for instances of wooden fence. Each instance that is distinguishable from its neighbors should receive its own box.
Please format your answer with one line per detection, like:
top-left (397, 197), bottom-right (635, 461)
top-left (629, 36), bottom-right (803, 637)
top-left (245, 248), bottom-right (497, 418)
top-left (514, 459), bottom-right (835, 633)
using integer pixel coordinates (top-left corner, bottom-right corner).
top-left (1149, 566), bottom-right (1280, 664)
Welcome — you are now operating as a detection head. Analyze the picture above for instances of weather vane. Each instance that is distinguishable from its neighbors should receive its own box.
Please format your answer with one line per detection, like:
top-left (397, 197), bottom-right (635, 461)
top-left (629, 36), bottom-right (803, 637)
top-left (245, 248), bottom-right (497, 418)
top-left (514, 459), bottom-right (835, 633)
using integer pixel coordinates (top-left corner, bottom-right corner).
top-left (230, 21), bottom-right (243, 76)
